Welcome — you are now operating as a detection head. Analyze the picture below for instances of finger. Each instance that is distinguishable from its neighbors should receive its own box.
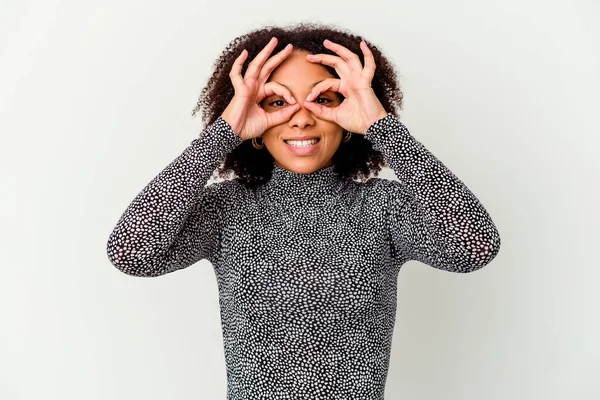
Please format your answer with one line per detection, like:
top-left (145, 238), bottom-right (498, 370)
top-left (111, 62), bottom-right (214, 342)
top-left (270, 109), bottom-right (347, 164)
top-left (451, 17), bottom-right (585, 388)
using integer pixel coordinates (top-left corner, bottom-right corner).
top-left (259, 43), bottom-right (293, 82)
top-left (305, 53), bottom-right (350, 77)
top-left (245, 37), bottom-right (278, 79)
top-left (229, 49), bottom-right (249, 87)
top-left (261, 81), bottom-right (297, 105)
top-left (360, 40), bottom-right (376, 81)
top-left (265, 103), bottom-right (301, 127)
top-left (303, 100), bottom-right (336, 123)
top-left (305, 78), bottom-right (342, 101)
top-left (323, 39), bottom-right (363, 71)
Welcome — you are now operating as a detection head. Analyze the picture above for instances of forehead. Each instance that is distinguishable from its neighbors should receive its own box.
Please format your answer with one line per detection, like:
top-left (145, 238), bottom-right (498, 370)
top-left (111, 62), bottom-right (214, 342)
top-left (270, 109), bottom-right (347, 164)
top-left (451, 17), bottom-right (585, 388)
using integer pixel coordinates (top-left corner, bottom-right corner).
top-left (267, 50), bottom-right (334, 83)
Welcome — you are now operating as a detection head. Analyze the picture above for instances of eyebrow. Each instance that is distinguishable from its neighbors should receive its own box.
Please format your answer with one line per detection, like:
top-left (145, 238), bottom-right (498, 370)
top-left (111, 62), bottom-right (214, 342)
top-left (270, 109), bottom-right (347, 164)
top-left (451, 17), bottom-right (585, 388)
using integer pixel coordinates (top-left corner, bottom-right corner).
top-left (277, 80), bottom-right (325, 91)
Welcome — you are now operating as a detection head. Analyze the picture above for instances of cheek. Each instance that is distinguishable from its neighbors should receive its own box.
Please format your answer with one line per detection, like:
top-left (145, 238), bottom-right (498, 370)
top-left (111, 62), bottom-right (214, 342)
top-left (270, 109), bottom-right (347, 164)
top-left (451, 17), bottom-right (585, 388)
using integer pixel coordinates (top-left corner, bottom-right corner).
top-left (321, 131), bottom-right (343, 152)
top-left (260, 127), bottom-right (283, 147)
top-left (261, 126), bottom-right (276, 139)
top-left (324, 124), bottom-right (343, 140)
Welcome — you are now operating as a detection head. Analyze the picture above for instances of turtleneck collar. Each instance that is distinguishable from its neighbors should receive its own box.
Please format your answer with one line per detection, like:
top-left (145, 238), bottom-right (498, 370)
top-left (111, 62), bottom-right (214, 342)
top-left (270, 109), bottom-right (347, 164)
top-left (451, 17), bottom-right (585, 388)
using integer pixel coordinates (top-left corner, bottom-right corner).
top-left (260, 163), bottom-right (346, 203)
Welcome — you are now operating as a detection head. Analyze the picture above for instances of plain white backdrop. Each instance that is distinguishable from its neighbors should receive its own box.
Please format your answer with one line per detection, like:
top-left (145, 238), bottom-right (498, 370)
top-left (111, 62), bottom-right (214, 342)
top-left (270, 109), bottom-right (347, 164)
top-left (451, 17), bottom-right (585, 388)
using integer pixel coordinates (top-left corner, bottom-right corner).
top-left (1, 0), bottom-right (598, 399)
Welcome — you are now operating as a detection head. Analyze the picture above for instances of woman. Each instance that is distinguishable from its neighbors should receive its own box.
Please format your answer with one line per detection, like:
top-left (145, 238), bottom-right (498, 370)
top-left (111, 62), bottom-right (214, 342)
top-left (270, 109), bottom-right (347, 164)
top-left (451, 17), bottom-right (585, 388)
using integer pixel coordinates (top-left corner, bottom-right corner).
top-left (107, 23), bottom-right (501, 400)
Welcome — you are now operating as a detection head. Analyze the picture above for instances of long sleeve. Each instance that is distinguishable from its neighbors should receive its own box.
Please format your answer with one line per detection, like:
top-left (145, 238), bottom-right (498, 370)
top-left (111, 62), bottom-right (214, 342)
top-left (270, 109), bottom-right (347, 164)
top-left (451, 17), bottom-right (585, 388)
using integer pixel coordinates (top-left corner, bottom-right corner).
top-left (106, 117), bottom-right (243, 277)
top-left (364, 114), bottom-right (501, 273)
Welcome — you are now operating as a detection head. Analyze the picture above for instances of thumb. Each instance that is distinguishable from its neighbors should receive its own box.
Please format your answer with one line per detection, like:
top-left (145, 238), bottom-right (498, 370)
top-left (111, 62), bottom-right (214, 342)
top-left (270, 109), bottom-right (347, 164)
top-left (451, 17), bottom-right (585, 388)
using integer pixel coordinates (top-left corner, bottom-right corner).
top-left (303, 101), bottom-right (336, 122)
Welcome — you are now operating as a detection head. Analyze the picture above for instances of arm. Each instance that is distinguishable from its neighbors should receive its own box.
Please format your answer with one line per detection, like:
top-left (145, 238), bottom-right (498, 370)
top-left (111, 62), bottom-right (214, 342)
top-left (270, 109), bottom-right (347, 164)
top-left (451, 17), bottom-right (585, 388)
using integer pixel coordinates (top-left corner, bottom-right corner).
top-left (106, 117), bottom-right (243, 277)
top-left (364, 114), bottom-right (501, 273)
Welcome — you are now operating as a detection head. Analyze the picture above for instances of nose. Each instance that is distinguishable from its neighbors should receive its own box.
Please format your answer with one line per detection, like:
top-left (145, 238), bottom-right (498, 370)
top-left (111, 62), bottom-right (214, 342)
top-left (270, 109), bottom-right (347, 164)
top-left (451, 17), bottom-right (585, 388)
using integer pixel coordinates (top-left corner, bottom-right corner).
top-left (287, 102), bottom-right (316, 130)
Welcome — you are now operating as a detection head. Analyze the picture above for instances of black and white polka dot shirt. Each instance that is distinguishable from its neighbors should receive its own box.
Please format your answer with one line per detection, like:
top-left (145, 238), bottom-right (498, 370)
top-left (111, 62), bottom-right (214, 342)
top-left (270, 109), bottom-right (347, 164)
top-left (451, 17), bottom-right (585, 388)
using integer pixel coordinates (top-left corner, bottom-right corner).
top-left (107, 113), bottom-right (501, 399)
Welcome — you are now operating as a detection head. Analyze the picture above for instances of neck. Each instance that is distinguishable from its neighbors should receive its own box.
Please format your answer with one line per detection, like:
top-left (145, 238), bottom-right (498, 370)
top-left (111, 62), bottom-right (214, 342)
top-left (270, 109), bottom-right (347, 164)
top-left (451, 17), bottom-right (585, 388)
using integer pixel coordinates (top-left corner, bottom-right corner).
top-left (260, 163), bottom-right (345, 204)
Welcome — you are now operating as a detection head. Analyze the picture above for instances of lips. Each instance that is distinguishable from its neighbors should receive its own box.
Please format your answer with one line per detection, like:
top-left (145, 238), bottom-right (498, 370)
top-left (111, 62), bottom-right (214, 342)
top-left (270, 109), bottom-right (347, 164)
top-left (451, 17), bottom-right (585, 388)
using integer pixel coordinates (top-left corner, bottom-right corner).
top-left (284, 138), bottom-right (320, 155)
top-left (283, 137), bottom-right (320, 142)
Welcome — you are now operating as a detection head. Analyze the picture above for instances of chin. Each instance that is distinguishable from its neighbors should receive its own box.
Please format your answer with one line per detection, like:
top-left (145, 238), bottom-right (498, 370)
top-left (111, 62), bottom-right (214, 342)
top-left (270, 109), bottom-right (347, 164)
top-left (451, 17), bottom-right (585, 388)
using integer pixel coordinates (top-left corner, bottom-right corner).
top-left (275, 159), bottom-right (332, 174)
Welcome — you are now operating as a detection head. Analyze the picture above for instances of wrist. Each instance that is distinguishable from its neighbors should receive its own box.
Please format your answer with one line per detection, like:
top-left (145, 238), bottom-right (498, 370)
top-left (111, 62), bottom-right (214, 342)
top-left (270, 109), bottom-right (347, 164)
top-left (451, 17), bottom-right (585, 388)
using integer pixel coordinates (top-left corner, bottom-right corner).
top-left (362, 108), bottom-right (388, 134)
top-left (221, 108), bottom-right (245, 139)
top-left (376, 109), bottom-right (388, 121)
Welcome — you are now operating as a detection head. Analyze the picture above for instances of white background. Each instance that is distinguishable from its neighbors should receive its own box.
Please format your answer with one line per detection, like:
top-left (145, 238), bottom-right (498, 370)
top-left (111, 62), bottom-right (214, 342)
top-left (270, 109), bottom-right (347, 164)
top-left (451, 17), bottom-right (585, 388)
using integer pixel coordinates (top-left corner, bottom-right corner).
top-left (1, 0), bottom-right (598, 399)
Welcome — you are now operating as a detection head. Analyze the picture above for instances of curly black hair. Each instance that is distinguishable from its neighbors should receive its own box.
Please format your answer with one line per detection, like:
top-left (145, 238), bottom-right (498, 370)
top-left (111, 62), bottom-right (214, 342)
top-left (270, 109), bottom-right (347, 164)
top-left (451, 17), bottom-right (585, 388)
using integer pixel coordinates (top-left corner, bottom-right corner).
top-left (191, 22), bottom-right (404, 189)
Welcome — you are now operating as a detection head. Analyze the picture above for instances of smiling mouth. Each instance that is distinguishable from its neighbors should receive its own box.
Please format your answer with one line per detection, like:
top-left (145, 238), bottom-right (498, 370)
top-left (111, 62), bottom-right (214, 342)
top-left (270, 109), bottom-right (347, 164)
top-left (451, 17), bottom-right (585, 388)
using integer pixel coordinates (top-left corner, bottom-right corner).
top-left (283, 138), bottom-right (321, 147)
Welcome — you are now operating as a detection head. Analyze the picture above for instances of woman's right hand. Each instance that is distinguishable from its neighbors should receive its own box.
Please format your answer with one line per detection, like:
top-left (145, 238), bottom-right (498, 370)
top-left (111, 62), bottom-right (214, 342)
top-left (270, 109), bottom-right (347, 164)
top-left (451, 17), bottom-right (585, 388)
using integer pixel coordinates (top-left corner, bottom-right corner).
top-left (221, 37), bottom-right (301, 141)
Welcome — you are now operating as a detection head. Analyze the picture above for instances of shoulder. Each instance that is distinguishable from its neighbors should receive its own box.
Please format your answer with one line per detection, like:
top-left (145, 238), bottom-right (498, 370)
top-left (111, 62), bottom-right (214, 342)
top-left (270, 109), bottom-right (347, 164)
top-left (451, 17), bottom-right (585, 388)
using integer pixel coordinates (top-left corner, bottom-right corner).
top-left (202, 177), bottom-right (241, 193)
top-left (359, 176), bottom-right (414, 208)
top-left (198, 178), bottom-right (249, 208)
top-left (360, 176), bottom-right (404, 194)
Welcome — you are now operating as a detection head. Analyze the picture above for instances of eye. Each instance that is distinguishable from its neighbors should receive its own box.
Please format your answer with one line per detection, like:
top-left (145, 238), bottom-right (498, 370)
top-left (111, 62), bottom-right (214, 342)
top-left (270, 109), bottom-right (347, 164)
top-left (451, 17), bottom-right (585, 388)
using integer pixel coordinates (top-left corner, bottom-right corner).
top-left (268, 99), bottom-right (287, 107)
top-left (316, 96), bottom-right (332, 105)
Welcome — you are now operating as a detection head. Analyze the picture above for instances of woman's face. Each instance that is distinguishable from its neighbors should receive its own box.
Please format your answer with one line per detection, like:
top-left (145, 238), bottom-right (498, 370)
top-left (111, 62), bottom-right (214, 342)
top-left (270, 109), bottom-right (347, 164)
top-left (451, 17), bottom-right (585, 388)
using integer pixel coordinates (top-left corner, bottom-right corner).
top-left (260, 50), bottom-right (343, 174)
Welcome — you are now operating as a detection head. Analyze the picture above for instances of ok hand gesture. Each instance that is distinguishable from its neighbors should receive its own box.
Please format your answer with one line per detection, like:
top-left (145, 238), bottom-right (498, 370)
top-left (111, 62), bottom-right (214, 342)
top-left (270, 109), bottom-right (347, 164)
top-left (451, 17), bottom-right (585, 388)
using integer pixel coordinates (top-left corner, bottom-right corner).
top-left (303, 40), bottom-right (388, 135)
top-left (221, 37), bottom-right (301, 141)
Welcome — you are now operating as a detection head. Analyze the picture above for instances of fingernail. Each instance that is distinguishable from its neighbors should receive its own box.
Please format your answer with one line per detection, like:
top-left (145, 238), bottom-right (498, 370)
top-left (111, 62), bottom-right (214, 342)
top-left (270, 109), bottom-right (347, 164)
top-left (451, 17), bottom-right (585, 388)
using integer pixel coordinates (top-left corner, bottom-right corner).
top-left (306, 93), bottom-right (312, 101)
top-left (291, 96), bottom-right (296, 104)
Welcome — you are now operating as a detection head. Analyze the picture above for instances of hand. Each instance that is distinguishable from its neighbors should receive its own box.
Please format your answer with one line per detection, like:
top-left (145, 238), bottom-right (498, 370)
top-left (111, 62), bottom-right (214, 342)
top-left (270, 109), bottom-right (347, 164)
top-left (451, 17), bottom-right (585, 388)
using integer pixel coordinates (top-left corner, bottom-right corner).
top-left (303, 40), bottom-right (388, 135)
top-left (221, 37), bottom-right (301, 141)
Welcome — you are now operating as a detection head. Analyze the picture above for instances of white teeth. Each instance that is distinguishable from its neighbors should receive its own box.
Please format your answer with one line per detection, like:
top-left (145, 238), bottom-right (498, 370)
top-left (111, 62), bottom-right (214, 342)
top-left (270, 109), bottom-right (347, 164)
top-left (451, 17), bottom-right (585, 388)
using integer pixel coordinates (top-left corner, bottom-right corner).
top-left (285, 139), bottom-right (319, 147)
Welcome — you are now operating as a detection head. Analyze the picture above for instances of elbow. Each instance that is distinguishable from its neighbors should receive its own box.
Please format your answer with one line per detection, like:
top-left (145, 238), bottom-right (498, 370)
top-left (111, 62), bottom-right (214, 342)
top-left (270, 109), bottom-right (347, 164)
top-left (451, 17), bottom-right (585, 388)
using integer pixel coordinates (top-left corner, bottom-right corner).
top-left (106, 238), bottom-right (164, 277)
top-left (107, 254), bottom-right (145, 277)
top-left (107, 251), bottom-right (164, 278)
top-left (456, 212), bottom-right (502, 273)
top-left (455, 234), bottom-right (502, 273)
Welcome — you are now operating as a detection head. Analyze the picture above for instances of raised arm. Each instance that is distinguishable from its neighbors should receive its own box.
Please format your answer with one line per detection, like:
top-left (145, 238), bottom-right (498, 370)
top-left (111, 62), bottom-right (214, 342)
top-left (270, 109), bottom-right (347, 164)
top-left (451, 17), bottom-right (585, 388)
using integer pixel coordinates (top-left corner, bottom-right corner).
top-left (106, 117), bottom-right (242, 277)
top-left (364, 114), bottom-right (501, 273)
top-left (106, 36), bottom-right (307, 277)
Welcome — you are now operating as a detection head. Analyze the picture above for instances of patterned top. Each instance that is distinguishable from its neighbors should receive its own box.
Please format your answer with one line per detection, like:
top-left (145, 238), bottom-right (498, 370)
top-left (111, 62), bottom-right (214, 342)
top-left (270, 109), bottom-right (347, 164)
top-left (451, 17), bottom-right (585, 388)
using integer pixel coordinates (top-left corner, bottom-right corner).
top-left (106, 113), bottom-right (501, 399)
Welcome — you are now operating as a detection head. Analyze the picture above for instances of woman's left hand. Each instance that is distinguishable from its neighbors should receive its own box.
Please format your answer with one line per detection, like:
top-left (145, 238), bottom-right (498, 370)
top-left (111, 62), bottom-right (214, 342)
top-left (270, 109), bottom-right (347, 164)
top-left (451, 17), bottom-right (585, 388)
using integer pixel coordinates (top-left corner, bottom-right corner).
top-left (303, 39), bottom-right (388, 135)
